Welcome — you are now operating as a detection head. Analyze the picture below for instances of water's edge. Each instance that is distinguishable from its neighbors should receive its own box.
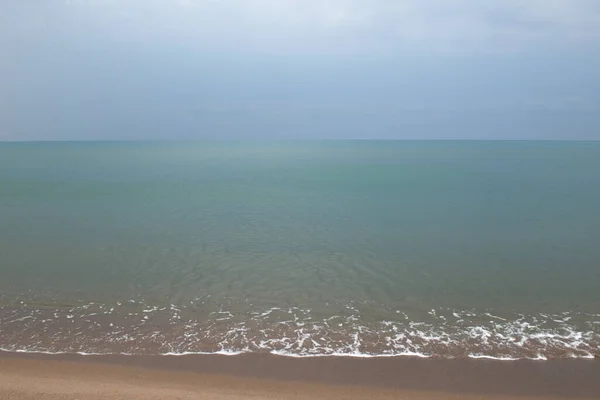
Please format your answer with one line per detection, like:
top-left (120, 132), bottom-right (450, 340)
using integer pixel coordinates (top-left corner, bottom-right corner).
top-left (2, 301), bottom-right (598, 360)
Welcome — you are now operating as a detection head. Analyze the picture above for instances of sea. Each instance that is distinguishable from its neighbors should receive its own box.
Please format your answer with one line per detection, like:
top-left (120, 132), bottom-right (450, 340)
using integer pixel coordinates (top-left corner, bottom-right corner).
top-left (0, 141), bottom-right (599, 360)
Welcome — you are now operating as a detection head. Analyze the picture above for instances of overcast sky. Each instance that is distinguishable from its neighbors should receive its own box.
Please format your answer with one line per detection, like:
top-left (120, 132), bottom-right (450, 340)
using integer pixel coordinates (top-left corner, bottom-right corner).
top-left (1, 0), bottom-right (600, 140)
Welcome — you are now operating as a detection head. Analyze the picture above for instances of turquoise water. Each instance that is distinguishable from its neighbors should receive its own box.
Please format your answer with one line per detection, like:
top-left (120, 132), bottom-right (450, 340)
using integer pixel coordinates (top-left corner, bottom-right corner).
top-left (0, 141), bottom-right (599, 358)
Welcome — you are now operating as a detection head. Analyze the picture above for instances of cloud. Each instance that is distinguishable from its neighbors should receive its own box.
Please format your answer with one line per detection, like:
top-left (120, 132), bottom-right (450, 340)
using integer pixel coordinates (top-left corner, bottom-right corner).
top-left (48, 0), bottom-right (600, 53)
top-left (1, 1), bottom-right (599, 140)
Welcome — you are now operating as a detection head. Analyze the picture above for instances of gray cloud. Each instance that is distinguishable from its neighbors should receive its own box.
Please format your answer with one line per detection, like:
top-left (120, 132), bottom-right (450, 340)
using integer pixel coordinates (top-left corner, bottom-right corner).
top-left (4, 1), bottom-right (600, 53)
top-left (90, 1), bottom-right (600, 51)
top-left (1, 1), bottom-right (599, 140)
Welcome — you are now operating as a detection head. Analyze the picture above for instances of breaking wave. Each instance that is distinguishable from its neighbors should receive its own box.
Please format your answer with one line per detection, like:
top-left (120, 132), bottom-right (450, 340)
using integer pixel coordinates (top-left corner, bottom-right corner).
top-left (1, 299), bottom-right (598, 360)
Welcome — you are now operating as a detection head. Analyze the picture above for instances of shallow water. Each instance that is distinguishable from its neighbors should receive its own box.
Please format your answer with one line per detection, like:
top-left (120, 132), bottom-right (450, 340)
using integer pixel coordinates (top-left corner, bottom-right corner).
top-left (1, 141), bottom-right (599, 358)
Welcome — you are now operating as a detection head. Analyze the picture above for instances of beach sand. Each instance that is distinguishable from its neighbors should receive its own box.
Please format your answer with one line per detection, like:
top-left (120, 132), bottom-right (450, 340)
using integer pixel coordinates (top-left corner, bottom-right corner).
top-left (1, 352), bottom-right (599, 400)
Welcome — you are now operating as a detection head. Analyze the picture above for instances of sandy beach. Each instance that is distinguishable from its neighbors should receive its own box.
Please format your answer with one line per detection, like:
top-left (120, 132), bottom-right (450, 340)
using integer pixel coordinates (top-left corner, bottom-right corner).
top-left (2, 352), bottom-right (599, 400)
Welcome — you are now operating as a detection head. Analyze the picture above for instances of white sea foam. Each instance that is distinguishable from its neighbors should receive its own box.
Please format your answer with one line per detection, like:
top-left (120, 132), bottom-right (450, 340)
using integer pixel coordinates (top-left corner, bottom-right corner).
top-left (1, 302), bottom-right (598, 360)
top-left (467, 354), bottom-right (520, 361)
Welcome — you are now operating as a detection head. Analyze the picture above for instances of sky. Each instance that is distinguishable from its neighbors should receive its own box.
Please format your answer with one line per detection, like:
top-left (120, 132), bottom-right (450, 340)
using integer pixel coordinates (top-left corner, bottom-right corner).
top-left (1, 0), bottom-right (600, 140)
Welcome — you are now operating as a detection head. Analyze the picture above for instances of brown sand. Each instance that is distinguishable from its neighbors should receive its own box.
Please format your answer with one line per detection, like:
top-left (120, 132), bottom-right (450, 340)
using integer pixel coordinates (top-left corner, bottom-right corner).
top-left (1, 352), bottom-right (599, 400)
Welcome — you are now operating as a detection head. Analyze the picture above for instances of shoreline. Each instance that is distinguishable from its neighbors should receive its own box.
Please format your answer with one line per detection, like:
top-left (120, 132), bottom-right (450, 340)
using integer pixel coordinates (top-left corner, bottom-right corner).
top-left (2, 303), bottom-right (598, 360)
top-left (2, 350), bottom-right (600, 399)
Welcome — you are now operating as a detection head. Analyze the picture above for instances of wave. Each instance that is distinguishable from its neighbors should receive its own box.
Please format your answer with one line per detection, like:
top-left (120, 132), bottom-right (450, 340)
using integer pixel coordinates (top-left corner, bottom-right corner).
top-left (1, 300), bottom-right (598, 360)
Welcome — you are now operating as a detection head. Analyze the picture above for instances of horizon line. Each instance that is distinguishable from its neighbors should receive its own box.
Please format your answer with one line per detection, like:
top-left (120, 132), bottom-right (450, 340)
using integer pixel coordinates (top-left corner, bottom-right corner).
top-left (2, 138), bottom-right (600, 144)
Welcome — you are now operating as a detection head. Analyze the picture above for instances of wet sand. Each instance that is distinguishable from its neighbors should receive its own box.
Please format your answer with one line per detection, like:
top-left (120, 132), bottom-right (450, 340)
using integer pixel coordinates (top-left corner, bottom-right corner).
top-left (1, 351), bottom-right (599, 399)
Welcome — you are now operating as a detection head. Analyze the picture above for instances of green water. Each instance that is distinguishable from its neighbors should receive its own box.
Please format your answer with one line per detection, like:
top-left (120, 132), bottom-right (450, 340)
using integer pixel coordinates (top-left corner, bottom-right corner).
top-left (1, 141), bottom-right (599, 358)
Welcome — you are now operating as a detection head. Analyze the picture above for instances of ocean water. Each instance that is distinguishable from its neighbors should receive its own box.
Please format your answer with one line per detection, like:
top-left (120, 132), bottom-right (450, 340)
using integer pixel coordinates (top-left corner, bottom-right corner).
top-left (0, 141), bottom-right (599, 359)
